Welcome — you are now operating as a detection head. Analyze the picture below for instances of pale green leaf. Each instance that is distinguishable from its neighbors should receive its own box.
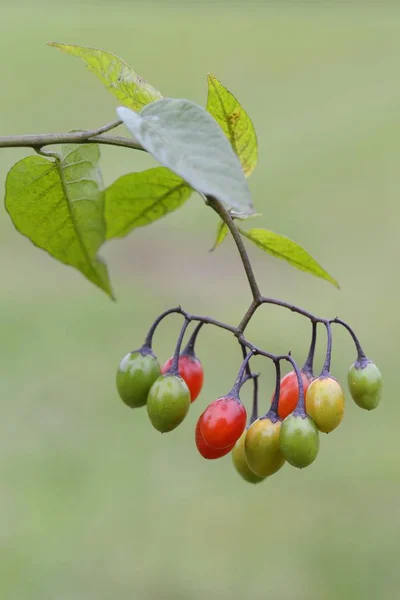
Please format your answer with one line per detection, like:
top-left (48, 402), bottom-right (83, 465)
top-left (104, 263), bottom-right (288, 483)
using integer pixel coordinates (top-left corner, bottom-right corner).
top-left (117, 99), bottom-right (255, 217)
top-left (206, 74), bottom-right (258, 177)
top-left (48, 42), bottom-right (162, 111)
top-left (239, 228), bottom-right (339, 288)
top-left (105, 167), bottom-right (192, 239)
top-left (209, 220), bottom-right (229, 252)
top-left (5, 145), bottom-right (113, 297)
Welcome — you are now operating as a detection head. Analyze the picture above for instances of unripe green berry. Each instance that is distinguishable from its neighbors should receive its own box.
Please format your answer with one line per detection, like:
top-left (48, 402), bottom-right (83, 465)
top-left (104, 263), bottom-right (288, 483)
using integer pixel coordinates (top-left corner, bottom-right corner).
top-left (232, 431), bottom-right (266, 484)
top-left (279, 414), bottom-right (319, 469)
top-left (116, 350), bottom-right (161, 408)
top-left (348, 360), bottom-right (382, 410)
top-left (244, 418), bottom-right (285, 477)
top-left (147, 374), bottom-right (190, 432)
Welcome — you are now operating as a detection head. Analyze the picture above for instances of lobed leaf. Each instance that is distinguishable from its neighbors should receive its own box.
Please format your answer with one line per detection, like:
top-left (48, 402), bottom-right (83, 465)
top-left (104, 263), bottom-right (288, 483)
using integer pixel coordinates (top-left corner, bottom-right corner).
top-left (239, 228), bottom-right (339, 288)
top-left (117, 98), bottom-right (255, 217)
top-left (48, 42), bottom-right (162, 111)
top-left (105, 167), bottom-right (192, 239)
top-left (206, 74), bottom-right (258, 177)
top-left (5, 145), bottom-right (113, 297)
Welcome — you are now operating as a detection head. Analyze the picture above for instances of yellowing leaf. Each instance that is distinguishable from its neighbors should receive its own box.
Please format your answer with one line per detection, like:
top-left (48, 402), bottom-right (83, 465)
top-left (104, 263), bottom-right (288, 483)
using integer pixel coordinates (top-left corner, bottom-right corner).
top-left (239, 228), bottom-right (339, 288)
top-left (206, 74), bottom-right (258, 177)
top-left (48, 42), bottom-right (162, 111)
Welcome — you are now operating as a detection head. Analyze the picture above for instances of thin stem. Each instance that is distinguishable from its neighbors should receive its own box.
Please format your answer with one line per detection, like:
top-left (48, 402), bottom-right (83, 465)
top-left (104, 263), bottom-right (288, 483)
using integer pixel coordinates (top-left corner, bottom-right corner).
top-left (143, 306), bottom-right (182, 349)
top-left (302, 320), bottom-right (317, 377)
top-left (205, 196), bottom-right (261, 305)
top-left (241, 343), bottom-right (260, 425)
top-left (182, 322), bottom-right (204, 358)
top-left (0, 119), bottom-right (135, 150)
top-left (266, 359), bottom-right (281, 421)
top-left (330, 317), bottom-right (366, 362)
top-left (250, 375), bottom-right (259, 425)
top-left (286, 355), bottom-right (306, 415)
top-left (260, 296), bottom-right (325, 322)
top-left (184, 313), bottom-right (237, 335)
top-left (321, 321), bottom-right (333, 376)
top-left (230, 350), bottom-right (255, 397)
top-left (237, 299), bottom-right (259, 334)
top-left (84, 135), bottom-right (145, 152)
top-left (170, 319), bottom-right (191, 374)
top-left (240, 343), bottom-right (252, 378)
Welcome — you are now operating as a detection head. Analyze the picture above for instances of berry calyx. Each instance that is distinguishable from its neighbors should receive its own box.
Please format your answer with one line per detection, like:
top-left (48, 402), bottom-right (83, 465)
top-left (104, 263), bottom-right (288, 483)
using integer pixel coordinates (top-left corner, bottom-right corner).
top-left (279, 414), bottom-right (319, 468)
top-left (147, 374), bottom-right (190, 432)
top-left (200, 396), bottom-right (247, 449)
top-left (195, 414), bottom-right (234, 459)
top-left (162, 354), bottom-right (204, 402)
top-left (348, 359), bottom-right (383, 410)
top-left (116, 348), bottom-right (161, 408)
top-left (276, 370), bottom-right (314, 419)
top-left (306, 375), bottom-right (345, 433)
top-left (232, 431), bottom-right (266, 484)
top-left (244, 417), bottom-right (286, 477)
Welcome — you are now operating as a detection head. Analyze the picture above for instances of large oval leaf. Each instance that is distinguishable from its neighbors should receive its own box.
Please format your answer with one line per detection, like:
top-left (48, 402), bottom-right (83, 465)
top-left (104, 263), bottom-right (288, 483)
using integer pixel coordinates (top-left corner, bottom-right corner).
top-left (5, 145), bottom-right (113, 298)
top-left (48, 42), bottom-right (162, 111)
top-left (105, 167), bottom-right (192, 239)
top-left (117, 98), bottom-right (255, 217)
top-left (239, 227), bottom-right (339, 288)
top-left (206, 74), bottom-right (258, 177)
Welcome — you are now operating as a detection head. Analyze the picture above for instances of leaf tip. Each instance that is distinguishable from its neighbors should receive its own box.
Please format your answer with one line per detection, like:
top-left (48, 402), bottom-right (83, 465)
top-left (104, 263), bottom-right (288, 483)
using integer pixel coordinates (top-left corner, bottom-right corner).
top-left (331, 278), bottom-right (340, 290)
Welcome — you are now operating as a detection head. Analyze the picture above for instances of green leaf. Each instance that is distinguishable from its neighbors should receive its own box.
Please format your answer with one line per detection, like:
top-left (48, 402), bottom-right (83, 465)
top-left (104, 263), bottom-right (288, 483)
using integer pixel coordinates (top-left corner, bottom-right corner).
top-left (5, 145), bottom-right (113, 298)
top-left (117, 99), bottom-right (255, 217)
top-left (239, 228), bottom-right (339, 288)
top-left (210, 220), bottom-right (229, 252)
top-left (206, 74), bottom-right (258, 177)
top-left (105, 167), bottom-right (192, 239)
top-left (48, 42), bottom-right (162, 111)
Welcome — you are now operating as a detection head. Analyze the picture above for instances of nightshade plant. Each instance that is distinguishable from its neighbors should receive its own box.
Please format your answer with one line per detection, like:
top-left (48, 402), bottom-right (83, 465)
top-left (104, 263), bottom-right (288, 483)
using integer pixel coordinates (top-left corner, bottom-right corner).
top-left (0, 43), bottom-right (383, 483)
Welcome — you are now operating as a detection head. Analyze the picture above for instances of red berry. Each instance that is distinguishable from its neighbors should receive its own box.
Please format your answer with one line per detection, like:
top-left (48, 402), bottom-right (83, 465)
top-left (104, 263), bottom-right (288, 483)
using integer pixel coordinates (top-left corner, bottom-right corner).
top-left (162, 355), bottom-right (204, 402)
top-left (200, 396), bottom-right (247, 449)
top-left (195, 415), bottom-right (234, 459)
top-left (275, 370), bottom-right (313, 420)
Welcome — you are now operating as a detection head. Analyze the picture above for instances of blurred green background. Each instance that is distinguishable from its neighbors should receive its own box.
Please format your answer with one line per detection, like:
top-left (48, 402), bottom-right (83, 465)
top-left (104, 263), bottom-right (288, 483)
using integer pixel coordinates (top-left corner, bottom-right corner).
top-left (0, 2), bottom-right (399, 599)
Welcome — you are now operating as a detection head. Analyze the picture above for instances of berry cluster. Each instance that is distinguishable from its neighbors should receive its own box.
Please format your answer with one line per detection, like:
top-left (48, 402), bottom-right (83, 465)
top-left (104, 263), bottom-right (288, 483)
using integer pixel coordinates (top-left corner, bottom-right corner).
top-left (116, 307), bottom-right (383, 484)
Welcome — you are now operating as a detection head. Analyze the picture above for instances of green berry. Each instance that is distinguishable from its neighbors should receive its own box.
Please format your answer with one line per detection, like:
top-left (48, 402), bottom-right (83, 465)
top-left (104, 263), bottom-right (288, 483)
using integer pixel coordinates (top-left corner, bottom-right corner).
top-left (244, 418), bottom-right (285, 477)
top-left (280, 414), bottom-right (319, 469)
top-left (348, 360), bottom-right (382, 410)
top-left (116, 350), bottom-right (161, 408)
top-left (147, 374), bottom-right (190, 432)
top-left (232, 431), bottom-right (266, 484)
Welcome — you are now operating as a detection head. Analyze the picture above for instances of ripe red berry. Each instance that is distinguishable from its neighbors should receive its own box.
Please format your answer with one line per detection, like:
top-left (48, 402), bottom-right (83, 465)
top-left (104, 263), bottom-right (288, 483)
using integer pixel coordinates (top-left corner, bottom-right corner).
top-left (195, 415), bottom-right (234, 459)
top-left (200, 396), bottom-right (247, 449)
top-left (275, 370), bottom-right (313, 420)
top-left (162, 354), bottom-right (204, 402)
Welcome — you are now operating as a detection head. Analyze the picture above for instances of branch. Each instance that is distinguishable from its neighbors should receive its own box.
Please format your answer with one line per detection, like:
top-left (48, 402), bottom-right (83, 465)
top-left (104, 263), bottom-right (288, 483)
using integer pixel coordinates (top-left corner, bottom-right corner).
top-left (205, 196), bottom-right (261, 306)
top-left (0, 119), bottom-right (144, 152)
